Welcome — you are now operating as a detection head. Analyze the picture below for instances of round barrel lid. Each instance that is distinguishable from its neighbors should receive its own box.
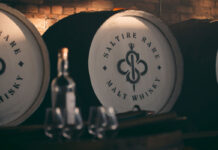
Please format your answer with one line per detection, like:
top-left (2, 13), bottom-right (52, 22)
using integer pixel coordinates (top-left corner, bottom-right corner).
top-left (88, 10), bottom-right (183, 114)
top-left (0, 4), bottom-right (50, 126)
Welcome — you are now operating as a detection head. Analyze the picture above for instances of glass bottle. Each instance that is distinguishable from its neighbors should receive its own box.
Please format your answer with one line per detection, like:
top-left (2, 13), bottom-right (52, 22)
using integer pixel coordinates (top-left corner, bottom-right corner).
top-left (51, 47), bottom-right (76, 124)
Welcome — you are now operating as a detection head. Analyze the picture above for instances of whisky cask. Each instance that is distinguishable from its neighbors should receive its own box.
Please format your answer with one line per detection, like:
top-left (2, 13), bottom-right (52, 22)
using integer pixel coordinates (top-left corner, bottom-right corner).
top-left (88, 10), bottom-right (183, 114)
top-left (42, 10), bottom-right (183, 120)
top-left (170, 19), bottom-right (218, 130)
top-left (0, 4), bottom-right (50, 126)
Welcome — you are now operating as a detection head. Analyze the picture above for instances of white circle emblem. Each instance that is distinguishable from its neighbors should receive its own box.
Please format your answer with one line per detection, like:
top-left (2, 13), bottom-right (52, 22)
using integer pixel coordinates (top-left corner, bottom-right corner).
top-left (89, 10), bottom-right (183, 114)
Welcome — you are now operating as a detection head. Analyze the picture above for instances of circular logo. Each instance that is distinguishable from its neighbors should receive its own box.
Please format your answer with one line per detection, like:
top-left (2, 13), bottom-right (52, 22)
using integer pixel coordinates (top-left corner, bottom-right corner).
top-left (117, 43), bottom-right (148, 92)
top-left (0, 58), bottom-right (6, 75)
top-left (0, 4), bottom-right (50, 126)
top-left (89, 10), bottom-right (183, 114)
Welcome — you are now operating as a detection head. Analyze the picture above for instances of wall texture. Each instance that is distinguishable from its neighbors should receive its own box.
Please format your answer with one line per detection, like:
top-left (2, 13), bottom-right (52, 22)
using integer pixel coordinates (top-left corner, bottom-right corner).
top-left (2, 0), bottom-right (218, 35)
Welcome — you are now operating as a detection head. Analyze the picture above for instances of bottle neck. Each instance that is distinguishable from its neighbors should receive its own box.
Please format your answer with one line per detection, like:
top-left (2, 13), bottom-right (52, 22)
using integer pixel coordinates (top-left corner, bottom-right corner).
top-left (57, 57), bottom-right (69, 76)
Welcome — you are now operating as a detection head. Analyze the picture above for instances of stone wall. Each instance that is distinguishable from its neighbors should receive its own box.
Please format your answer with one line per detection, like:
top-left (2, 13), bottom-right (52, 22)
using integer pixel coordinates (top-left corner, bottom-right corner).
top-left (2, 0), bottom-right (218, 34)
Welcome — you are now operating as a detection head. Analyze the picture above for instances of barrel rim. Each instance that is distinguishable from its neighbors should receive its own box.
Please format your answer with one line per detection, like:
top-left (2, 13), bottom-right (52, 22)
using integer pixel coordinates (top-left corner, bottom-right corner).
top-left (0, 3), bottom-right (50, 126)
top-left (88, 10), bottom-right (183, 113)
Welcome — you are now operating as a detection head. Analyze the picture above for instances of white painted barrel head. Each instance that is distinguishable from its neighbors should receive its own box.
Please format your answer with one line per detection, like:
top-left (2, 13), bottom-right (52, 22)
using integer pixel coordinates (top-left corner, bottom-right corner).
top-left (0, 4), bottom-right (50, 126)
top-left (88, 10), bottom-right (183, 114)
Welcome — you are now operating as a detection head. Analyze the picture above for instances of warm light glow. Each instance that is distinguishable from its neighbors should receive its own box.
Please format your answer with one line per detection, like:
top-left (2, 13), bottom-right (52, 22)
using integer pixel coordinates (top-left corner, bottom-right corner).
top-left (61, 47), bottom-right (68, 59)
top-left (113, 8), bottom-right (126, 11)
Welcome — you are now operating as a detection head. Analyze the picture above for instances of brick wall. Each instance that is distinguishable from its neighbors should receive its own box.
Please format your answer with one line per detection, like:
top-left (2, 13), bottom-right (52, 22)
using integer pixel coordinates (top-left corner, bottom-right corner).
top-left (2, 0), bottom-right (218, 35)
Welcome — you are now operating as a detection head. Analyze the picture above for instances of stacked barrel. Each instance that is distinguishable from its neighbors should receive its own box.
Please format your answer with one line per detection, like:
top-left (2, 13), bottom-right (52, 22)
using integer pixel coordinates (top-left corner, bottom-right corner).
top-left (0, 3), bottom-right (217, 131)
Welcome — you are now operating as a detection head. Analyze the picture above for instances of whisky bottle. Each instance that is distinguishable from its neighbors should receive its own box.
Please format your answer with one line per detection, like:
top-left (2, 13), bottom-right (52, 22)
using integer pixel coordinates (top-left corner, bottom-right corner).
top-left (51, 47), bottom-right (76, 124)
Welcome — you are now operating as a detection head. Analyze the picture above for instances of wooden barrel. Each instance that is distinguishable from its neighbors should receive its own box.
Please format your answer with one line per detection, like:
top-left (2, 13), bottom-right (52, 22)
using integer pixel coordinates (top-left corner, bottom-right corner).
top-left (170, 19), bottom-right (218, 130)
top-left (88, 10), bottom-right (183, 114)
top-left (0, 4), bottom-right (50, 126)
top-left (42, 10), bottom-right (183, 120)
